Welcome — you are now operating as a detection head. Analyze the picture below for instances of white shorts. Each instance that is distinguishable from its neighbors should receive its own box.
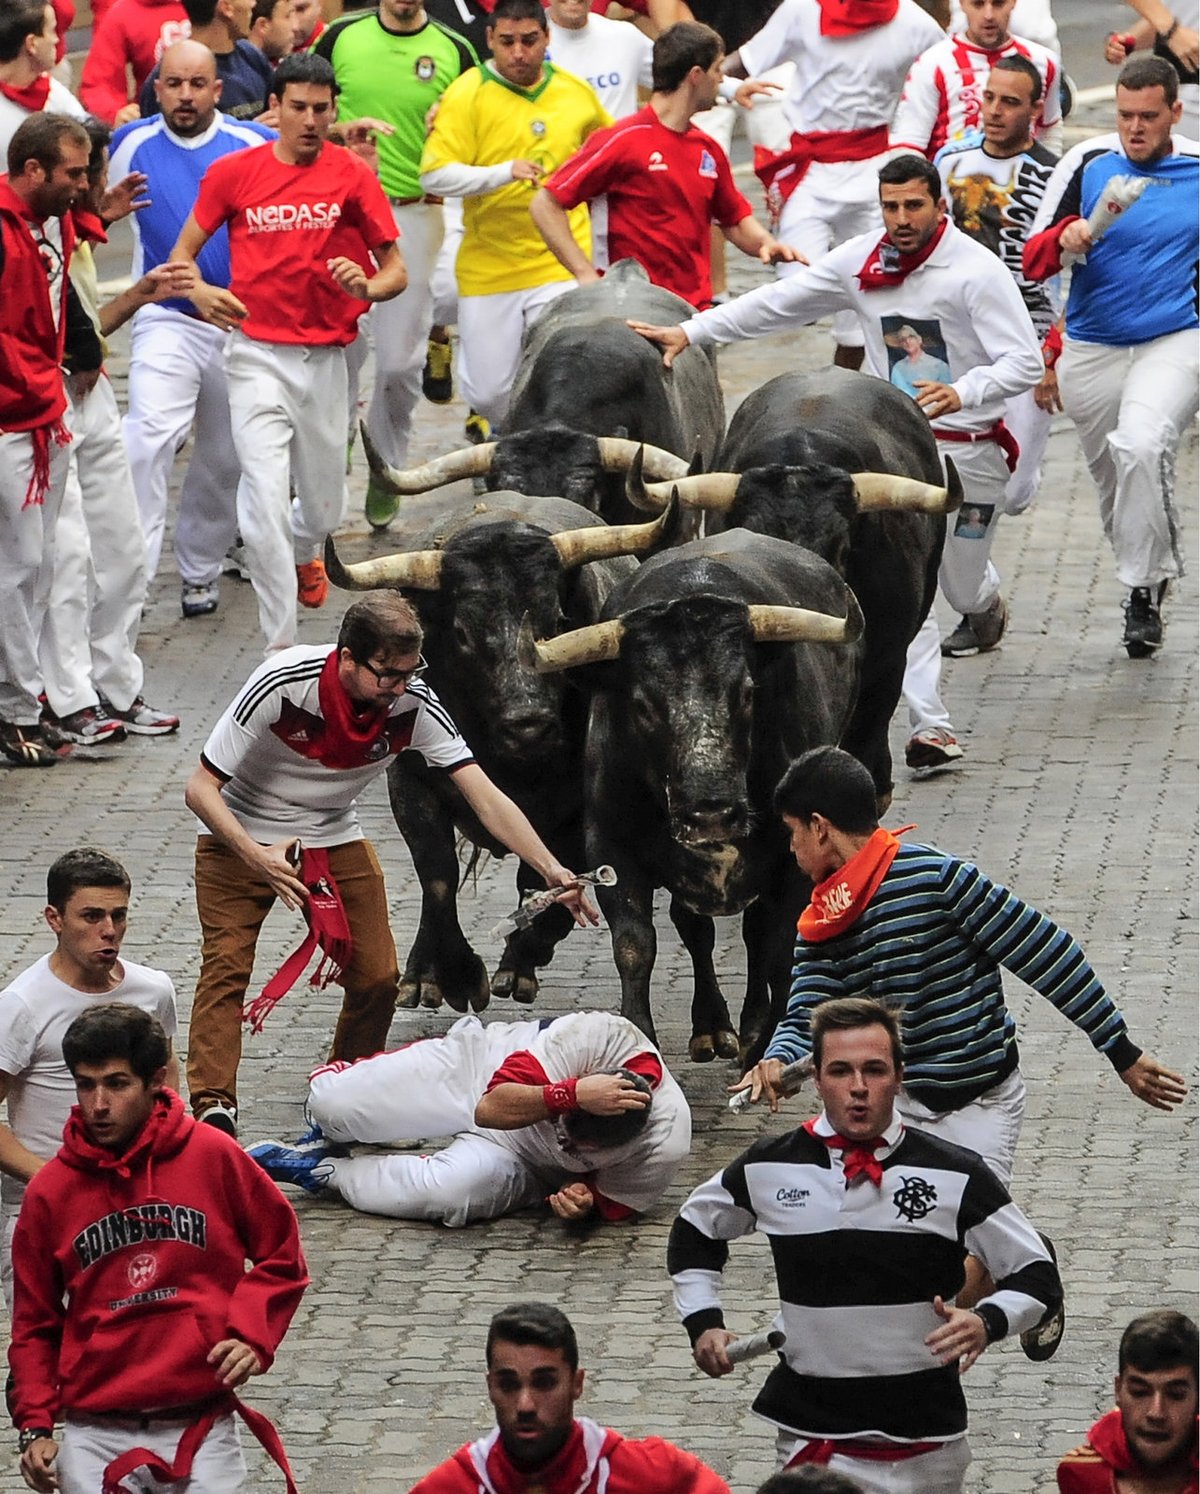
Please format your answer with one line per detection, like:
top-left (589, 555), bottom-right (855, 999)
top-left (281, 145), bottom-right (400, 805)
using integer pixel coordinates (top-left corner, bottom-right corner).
top-left (897, 1068), bottom-right (1026, 1187)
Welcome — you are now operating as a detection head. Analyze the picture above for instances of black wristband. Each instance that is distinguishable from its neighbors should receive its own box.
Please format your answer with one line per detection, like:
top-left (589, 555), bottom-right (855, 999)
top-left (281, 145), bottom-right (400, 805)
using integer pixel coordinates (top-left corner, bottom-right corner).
top-left (17, 1428), bottom-right (53, 1453)
top-left (973, 1303), bottom-right (1008, 1343)
top-left (1160, 16), bottom-right (1180, 41)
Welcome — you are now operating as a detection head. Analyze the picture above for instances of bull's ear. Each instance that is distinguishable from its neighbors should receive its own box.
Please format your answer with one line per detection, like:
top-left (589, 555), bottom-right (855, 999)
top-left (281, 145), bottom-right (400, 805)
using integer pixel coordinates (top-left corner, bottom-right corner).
top-left (655, 489), bottom-right (689, 552)
top-left (943, 456), bottom-right (964, 513)
top-left (687, 446), bottom-right (704, 477)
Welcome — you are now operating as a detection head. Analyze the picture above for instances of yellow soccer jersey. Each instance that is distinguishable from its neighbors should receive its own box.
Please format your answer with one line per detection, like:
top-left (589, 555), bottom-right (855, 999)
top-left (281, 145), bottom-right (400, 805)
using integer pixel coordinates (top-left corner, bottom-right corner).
top-left (421, 62), bottom-right (611, 296)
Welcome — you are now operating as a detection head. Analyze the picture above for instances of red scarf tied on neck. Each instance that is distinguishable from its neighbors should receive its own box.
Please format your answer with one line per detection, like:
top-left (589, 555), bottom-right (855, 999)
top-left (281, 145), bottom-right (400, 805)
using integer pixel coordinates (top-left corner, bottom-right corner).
top-left (0, 76), bottom-right (51, 110)
top-left (804, 1118), bottom-right (888, 1186)
top-left (1085, 1407), bottom-right (1199, 1483)
top-left (244, 847), bottom-right (353, 1034)
top-left (798, 825), bottom-right (913, 942)
top-left (857, 217), bottom-right (949, 292)
top-left (314, 647), bottom-right (394, 768)
top-left (817, 0), bottom-right (899, 36)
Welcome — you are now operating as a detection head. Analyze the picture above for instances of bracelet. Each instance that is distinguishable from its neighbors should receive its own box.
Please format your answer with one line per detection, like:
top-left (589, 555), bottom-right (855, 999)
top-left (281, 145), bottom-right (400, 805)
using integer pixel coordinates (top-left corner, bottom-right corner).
top-left (17, 1429), bottom-right (53, 1453)
top-left (542, 1078), bottom-right (578, 1115)
top-left (1041, 323), bottom-right (1063, 370)
top-left (1160, 16), bottom-right (1180, 41)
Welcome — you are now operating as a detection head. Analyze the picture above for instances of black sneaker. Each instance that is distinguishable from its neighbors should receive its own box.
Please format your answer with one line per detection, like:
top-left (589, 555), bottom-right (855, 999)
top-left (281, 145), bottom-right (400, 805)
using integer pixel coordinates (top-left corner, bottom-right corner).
top-left (1123, 586), bottom-right (1163, 658)
top-left (1020, 1232), bottom-right (1065, 1361)
top-left (941, 616), bottom-right (976, 657)
top-left (45, 704), bottom-right (127, 746)
top-left (0, 720), bottom-right (66, 767)
top-left (197, 1103), bottom-right (238, 1138)
top-left (422, 333), bottom-right (453, 404)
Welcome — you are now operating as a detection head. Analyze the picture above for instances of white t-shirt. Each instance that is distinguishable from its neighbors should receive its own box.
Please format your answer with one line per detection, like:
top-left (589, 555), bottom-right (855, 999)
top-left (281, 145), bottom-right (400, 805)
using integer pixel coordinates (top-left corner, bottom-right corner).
top-left (199, 644), bottom-right (474, 846)
top-left (0, 78), bottom-right (87, 166)
top-left (480, 1010), bottom-right (692, 1214)
top-left (546, 15), bottom-right (653, 121)
top-left (740, 0), bottom-right (942, 136)
top-left (0, 954), bottom-right (178, 1209)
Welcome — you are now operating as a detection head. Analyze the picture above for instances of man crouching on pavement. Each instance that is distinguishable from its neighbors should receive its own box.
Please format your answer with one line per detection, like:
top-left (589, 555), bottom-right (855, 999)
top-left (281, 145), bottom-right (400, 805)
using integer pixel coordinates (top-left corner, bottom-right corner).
top-left (8, 1004), bottom-right (309, 1493)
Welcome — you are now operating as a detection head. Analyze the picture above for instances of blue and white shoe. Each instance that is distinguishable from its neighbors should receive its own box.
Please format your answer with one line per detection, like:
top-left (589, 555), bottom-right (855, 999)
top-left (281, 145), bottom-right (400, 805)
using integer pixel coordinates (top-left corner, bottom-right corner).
top-left (291, 1119), bottom-right (350, 1158)
top-left (246, 1141), bottom-right (335, 1194)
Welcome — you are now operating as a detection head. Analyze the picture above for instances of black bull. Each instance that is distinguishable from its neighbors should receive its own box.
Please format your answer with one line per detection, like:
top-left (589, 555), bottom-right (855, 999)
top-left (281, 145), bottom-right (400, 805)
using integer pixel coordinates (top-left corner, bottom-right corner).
top-left (522, 530), bottom-right (863, 1061)
top-left (626, 368), bottom-right (959, 807)
top-left (326, 495), bottom-right (673, 1012)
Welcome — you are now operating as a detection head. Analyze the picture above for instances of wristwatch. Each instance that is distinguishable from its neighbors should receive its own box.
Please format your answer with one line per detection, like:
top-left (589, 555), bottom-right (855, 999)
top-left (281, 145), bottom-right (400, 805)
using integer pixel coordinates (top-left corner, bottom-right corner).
top-left (17, 1428), bottom-right (53, 1453)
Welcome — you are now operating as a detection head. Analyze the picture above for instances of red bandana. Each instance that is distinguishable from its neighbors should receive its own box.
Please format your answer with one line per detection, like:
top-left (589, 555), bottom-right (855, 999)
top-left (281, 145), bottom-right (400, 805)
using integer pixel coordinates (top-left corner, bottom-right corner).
top-left (0, 76), bottom-right (51, 110)
top-left (798, 825), bottom-right (912, 942)
top-left (244, 847), bottom-right (353, 1034)
top-left (314, 648), bottom-right (393, 769)
top-left (804, 1119), bottom-right (888, 1186)
top-left (483, 1420), bottom-right (589, 1493)
top-left (857, 217), bottom-right (949, 292)
top-left (1087, 1406), bottom-right (1199, 1482)
top-left (817, 0), bottom-right (899, 36)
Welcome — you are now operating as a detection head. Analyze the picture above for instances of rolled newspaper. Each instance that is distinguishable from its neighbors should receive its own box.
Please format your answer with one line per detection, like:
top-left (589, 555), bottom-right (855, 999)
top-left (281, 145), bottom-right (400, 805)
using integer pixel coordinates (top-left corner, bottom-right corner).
top-left (728, 1058), bottom-right (811, 1113)
top-left (491, 866), bottom-right (618, 939)
top-left (1063, 174), bottom-right (1150, 267)
top-left (725, 1330), bottom-right (787, 1365)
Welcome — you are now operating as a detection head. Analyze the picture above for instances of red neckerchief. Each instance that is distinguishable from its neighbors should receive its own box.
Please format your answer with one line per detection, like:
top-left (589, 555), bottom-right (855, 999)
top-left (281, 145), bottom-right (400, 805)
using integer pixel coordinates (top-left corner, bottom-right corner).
top-left (857, 217), bottom-right (949, 292)
top-left (817, 0), bottom-right (899, 36)
top-left (483, 1420), bottom-right (589, 1493)
top-left (244, 847), bottom-right (353, 1034)
top-left (804, 1118), bottom-right (888, 1186)
top-left (1088, 1406), bottom-right (1199, 1482)
top-left (0, 76), bottom-right (51, 110)
top-left (71, 205), bottom-right (108, 246)
top-left (798, 826), bottom-right (912, 942)
top-left (315, 648), bottom-right (393, 769)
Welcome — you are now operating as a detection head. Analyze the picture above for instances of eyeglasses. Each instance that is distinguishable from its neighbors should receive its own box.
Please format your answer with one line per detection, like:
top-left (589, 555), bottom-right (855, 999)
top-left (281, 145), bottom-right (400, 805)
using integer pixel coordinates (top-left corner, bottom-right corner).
top-left (358, 654), bottom-right (428, 688)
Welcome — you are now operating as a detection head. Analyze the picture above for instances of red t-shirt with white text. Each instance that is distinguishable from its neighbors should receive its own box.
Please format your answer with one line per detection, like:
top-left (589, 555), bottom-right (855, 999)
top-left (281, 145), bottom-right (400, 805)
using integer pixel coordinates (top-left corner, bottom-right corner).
top-left (193, 140), bottom-right (398, 346)
top-left (545, 105), bottom-right (751, 308)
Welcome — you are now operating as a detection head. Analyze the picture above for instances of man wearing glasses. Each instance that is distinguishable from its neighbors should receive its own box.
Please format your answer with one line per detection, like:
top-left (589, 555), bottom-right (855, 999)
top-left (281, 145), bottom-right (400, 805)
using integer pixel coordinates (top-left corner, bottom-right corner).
top-left (183, 592), bottom-right (598, 1137)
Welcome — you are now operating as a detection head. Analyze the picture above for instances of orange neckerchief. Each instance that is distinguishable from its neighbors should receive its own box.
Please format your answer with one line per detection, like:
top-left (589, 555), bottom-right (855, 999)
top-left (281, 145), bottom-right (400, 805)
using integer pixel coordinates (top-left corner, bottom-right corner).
top-left (797, 826), bottom-right (914, 943)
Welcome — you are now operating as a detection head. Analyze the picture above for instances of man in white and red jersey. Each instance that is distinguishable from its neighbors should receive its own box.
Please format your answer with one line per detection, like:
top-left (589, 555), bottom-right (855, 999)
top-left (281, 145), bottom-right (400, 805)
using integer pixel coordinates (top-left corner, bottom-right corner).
top-left (891, 0), bottom-right (1062, 161)
top-left (409, 1302), bottom-right (729, 1493)
top-left (184, 593), bottom-right (598, 1138)
top-left (533, 21), bottom-right (798, 308)
top-left (720, 0), bottom-right (942, 366)
top-left (247, 1010), bottom-right (691, 1226)
top-left (169, 51), bottom-right (407, 655)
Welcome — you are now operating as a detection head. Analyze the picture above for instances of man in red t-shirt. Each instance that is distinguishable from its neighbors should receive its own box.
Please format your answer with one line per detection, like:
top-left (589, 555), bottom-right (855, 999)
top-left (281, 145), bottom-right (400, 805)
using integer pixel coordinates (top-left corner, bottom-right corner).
top-left (170, 51), bottom-right (406, 653)
top-left (532, 20), bottom-right (799, 308)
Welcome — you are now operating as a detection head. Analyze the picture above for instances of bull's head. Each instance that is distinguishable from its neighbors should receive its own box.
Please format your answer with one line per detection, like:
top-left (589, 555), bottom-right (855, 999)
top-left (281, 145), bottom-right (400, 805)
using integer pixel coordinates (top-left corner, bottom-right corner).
top-left (521, 588), bottom-right (863, 865)
top-left (325, 503), bottom-right (675, 765)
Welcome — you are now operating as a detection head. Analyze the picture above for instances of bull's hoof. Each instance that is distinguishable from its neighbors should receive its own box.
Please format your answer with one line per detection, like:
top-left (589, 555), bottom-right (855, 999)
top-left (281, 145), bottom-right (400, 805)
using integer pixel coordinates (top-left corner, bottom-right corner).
top-left (714, 1029), bottom-right (740, 1061)
top-left (421, 981), bottom-right (446, 1010)
top-left (490, 967), bottom-right (515, 1000)
top-left (689, 1035), bottom-right (716, 1063)
top-left (469, 972), bottom-right (491, 1012)
top-left (397, 980), bottom-right (422, 1009)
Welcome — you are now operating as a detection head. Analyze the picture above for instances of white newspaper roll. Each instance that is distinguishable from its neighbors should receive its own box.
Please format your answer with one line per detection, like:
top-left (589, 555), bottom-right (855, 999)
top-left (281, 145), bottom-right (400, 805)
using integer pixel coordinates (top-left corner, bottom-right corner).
top-left (1063, 174), bottom-right (1151, 267)
top-left (725, 1330), bottom-right (787, 1365)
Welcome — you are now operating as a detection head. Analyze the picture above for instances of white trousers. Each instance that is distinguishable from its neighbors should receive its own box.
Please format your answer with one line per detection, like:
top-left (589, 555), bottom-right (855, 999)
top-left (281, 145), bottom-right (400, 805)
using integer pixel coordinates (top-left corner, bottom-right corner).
top-left (456, 281), bottom-right (574, 429)
top-left (366, 201), bottom-right (444, 467)
top-left (308, 1014), bottom-right (543, 1143)
top-left (897, 1068), bottom-right (1026, 1187)
top-left (777, 1429), bottom-right (971, 1493)
top-left (902, 439), bottom-right (1009, 734)
top-left (1059, 328), bottom-right (1197, 588)
top-left (1002, 387), bottom-right (1051, 516)
top-left (224, 334), bottom-right (349, 652)
top-left (58, 1410), bottom-right (246, 1493)
top-left (42, 377), bottom-right (147, 718)
top-left (0, 427), bottom-right (71, 724)
top-left (123, 305), bottom-right (242, 586)
top-left (776, 154), bottom-right (884, 348)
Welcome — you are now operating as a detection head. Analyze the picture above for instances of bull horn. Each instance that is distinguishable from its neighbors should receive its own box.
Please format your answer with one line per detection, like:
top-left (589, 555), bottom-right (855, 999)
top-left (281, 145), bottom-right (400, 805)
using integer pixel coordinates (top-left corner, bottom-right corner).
top-left (596, 437), bottom-right (691, 482)
top-left (850, 472), bottom-right (953, 513)
top-left (518, 616), bottom-right (626, 674)
top-left (325, 534), bottom-right (444, 591)
top-left (550, 503), bottom-right (673, 569)
top-left (747, 588), bottom-right (864, 646)
top-left (624, 445), bottom-right (741, 514)
top-left (361, 421), bottom-right (496, 495)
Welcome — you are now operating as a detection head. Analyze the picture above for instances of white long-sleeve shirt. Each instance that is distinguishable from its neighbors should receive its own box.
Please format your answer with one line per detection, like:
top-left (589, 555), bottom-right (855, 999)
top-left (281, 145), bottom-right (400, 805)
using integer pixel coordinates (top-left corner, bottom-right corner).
top-left (680, 220), bottom-right (1042, 435)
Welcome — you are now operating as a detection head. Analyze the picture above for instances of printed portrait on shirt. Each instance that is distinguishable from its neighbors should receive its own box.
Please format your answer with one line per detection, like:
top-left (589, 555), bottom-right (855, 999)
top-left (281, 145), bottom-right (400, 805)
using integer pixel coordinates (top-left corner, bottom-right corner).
top-left (882, 315), bottom-right (952, 400)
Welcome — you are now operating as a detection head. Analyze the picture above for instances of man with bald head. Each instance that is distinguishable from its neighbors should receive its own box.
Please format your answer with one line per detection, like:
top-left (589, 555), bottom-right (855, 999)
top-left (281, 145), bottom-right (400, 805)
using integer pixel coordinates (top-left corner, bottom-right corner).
top-left (108, 41), bottom-right (274, 621)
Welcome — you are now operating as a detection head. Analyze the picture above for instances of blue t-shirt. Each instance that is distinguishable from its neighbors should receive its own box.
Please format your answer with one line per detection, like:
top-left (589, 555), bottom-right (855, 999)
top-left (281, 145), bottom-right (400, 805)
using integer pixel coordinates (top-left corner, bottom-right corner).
top-left (1066, 146), bottom-right (1199, 345)
top-left (108, 113), bottom-right (276, 313)
top-left (138, 40), bottom-right (273, 120)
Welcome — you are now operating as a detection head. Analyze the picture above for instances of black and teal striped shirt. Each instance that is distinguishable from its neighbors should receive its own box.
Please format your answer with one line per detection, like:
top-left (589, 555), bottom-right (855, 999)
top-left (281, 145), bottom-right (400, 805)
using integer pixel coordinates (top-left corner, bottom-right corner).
top-left (766, 844), bottom-right (1140, 1111)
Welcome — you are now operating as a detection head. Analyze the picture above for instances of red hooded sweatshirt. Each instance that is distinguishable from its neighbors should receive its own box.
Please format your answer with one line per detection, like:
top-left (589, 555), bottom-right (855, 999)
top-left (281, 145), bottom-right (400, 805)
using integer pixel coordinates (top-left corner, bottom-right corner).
top-left (411, 1417), bottom-right (730, 1494)
top-left (8, 1089), bottom-right (308, 1431)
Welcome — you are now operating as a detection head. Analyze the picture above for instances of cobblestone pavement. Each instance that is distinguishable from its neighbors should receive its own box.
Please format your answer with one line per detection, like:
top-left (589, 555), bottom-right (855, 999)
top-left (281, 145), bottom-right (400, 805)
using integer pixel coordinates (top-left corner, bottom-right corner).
top-left (1, 96), bottom-right (1196, 1493)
